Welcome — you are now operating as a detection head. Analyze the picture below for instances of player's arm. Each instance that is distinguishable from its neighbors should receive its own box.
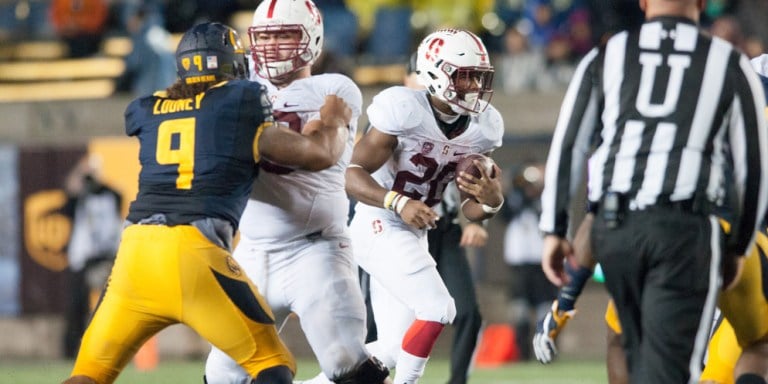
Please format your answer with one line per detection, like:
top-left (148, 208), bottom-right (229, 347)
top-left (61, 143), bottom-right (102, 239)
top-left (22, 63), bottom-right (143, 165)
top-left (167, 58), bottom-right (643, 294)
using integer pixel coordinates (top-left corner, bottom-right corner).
top-left (455, 189), bottom-right (489, 247)
top-left (722, 56), bottom-right (768, 289)
top-left (539, 48), bottom-right (600, 244)
top-left (457, 156), bottom-right (504, 222)
top-left (346, 128), bottom-right (439, 229)
top-left (459, 222), bottom-right (488, 247)
top-left (345, 127), bottom-right (397, 207)
top-left (258, 95), bottom-right (351, 171)
top-left (533, 213), bottom-right (595, 364)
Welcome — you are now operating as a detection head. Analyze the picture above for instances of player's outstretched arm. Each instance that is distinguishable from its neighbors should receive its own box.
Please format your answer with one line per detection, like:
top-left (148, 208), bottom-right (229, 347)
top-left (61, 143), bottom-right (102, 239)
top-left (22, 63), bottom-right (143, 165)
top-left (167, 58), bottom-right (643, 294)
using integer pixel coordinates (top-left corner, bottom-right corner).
top-left (533, 213), bottom-right (596, 364)
top-left (259, 95), bottom-right (351, 171)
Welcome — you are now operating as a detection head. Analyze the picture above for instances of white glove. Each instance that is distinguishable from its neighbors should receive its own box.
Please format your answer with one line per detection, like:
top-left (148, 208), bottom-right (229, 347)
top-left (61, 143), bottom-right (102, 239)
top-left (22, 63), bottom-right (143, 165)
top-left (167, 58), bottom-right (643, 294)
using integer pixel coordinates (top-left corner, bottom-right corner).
top-left (533, 300), bottom-right (576, 364)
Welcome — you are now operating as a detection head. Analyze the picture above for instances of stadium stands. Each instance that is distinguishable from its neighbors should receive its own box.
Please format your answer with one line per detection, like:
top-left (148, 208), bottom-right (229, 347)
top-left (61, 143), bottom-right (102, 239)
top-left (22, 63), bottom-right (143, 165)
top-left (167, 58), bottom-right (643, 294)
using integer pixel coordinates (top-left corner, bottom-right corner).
top-left (0, 32), bottom-right (185, 103)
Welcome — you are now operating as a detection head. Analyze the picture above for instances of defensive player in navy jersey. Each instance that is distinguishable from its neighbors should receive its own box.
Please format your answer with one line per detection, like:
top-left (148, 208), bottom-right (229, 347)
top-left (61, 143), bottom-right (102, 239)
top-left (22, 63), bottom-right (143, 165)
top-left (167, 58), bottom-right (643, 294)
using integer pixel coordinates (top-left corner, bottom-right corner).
top-left (60, 22), bottom-right (352, 384)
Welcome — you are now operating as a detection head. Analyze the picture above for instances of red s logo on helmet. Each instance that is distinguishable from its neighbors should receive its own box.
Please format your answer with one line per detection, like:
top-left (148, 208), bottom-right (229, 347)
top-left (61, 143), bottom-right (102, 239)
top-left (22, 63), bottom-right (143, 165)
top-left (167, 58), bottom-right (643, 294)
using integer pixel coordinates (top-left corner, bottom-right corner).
top-left (425, 38), bottom-right (444, 62)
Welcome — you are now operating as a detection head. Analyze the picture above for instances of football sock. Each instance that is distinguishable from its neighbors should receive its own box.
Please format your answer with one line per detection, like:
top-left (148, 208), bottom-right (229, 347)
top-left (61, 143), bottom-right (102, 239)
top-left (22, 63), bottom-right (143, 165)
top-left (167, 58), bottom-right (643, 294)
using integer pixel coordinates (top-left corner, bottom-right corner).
top-left (735, 374), bottom-right (767, 384)
top-left (393, 350), bottom-right (428, 384)
top-left (401, 319), bottom-right (445, 358)
top-left (558, 264), bottom-right (593, 311)
top-left (251, 365), bottom-right (293, 384)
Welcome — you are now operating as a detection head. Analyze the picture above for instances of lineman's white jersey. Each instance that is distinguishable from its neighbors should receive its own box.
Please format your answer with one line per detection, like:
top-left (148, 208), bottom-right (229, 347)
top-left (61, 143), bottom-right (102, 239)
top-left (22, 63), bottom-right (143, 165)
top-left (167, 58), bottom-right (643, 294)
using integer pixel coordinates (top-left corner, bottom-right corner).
top-left (355, 86), bottom-right (504, 218)
top-left (238, 73), bottom-right (362, 246)
top-left (205, 74), bottom-right (369, 383)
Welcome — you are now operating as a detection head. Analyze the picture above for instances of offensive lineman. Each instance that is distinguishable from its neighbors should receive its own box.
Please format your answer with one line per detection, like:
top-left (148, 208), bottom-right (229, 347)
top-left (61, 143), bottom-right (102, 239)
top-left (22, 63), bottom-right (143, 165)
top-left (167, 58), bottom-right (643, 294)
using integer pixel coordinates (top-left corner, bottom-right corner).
top-left (204, 1), bottom-right (389, 383)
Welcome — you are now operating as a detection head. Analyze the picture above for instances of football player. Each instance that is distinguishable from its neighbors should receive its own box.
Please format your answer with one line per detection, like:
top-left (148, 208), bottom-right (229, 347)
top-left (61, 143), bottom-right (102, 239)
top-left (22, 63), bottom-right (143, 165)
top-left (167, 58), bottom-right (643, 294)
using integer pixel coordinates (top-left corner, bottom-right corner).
top-left (61, 22), bottom-right (353, 384)
top-left (203, 1), bottom-right (390, 384)
top-left (343, 28), bottom-right (504, 383)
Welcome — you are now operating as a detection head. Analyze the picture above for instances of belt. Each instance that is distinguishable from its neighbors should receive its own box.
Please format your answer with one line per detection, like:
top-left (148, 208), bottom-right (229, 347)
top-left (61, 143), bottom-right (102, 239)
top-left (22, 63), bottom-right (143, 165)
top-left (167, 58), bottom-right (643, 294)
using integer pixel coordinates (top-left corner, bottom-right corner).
top-left (596, 193), bottom-right (709, 230)
top-left (640, 198), bottom-right (696, 212)
top-left (595, 194), bottom-right (704, 214)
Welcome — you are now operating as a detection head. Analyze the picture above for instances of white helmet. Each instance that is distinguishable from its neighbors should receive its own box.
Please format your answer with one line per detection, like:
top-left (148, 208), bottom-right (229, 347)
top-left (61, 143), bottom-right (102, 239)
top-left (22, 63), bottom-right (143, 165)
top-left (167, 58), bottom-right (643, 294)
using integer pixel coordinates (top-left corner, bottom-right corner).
top-left (416, 29), bottom-right (494, 115)
top-left (249, 0), bottom-right (323, 81)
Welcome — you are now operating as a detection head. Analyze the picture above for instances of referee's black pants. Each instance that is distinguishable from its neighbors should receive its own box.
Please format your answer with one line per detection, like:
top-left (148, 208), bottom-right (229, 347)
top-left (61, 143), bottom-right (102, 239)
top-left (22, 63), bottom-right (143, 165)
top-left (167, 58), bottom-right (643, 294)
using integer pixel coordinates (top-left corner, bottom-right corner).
top-left (429, 221), bottom-right (483, 384)
top-left (592, 209), bottom-right (721, 384)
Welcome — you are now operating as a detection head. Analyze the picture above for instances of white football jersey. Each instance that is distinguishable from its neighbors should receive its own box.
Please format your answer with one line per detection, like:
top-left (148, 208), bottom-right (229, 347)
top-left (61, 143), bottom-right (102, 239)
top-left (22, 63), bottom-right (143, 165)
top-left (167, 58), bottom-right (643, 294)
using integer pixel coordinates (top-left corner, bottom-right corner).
top-left (239, 73), bottom-right (362, 245)
top-left (361, 86), bottom-right (503, 212)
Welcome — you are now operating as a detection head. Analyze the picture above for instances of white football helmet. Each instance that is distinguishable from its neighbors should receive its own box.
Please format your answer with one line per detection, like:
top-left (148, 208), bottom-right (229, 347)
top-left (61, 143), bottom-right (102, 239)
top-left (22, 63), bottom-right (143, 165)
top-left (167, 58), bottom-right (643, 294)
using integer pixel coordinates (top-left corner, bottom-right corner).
top-left (249, 0), bottom-right (323, 81)
top-left (416, 29), bottom-right (494, 115)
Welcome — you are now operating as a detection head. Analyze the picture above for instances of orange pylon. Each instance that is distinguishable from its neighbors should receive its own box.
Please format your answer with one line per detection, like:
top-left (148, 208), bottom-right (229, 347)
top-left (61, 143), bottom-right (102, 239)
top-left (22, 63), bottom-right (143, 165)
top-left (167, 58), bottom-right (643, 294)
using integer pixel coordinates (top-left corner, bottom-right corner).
top-left (133, 336), bottom-right (159, 371)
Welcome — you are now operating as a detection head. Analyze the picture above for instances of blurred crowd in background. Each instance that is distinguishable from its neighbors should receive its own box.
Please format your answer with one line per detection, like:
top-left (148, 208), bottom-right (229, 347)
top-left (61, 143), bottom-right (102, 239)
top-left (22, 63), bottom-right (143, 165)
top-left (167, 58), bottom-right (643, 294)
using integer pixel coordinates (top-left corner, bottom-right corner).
top-left (1, 0), bottom-right (766, 96)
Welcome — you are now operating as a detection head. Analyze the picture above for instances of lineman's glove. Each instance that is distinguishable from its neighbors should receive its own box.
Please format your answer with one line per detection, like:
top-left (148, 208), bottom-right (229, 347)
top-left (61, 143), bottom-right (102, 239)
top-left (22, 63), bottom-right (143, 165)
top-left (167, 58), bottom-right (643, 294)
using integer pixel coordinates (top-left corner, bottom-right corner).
top-left (532, 300), bottom-right (576, 364)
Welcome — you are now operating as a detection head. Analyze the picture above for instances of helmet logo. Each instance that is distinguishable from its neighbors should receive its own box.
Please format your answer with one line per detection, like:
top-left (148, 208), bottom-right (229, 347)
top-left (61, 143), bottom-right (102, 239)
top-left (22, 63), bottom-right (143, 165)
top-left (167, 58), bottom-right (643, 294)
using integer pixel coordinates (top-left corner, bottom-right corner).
top-left (426, 38), bottom-right (444, 63)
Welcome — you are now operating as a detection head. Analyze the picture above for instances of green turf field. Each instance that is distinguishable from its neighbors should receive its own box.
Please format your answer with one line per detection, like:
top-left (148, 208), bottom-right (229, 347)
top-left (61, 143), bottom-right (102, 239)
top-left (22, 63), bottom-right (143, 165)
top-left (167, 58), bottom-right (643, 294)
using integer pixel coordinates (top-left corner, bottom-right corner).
top-left (0, 358), bottom-right (607, 383)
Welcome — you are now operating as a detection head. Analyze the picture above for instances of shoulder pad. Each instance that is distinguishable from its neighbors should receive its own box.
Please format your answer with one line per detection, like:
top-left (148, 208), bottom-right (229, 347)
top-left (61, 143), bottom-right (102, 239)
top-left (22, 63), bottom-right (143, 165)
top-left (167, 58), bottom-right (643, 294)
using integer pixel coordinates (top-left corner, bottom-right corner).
top-left (367, 86), bottom-right (426, 136)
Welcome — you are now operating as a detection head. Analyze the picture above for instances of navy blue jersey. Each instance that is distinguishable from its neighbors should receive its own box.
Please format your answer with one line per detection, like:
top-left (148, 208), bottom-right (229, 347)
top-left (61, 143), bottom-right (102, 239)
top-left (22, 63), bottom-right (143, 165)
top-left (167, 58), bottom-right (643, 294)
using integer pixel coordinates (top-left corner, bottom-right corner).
top-left (125, 80), bottom-right (272, 228)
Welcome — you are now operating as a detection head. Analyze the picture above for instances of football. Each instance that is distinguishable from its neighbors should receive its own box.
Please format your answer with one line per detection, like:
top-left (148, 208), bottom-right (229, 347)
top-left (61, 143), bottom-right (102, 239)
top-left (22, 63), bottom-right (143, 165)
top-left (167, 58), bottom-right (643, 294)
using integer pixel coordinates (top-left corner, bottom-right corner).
top-left (455, 153), bottom-right (497, 202)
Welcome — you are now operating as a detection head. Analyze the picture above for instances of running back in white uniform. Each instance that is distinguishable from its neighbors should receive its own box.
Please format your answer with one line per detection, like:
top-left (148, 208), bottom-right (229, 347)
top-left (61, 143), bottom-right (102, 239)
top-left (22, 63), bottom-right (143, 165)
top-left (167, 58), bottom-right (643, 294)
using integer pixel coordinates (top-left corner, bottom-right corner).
top-left (366, 87), bottom-right (502, 208)
top-left (353, 86), bottom-right (503, 272)
top-left (349, 86), bottom-right (503, 371)
top-left (205, 72), bottom-right (371, 383)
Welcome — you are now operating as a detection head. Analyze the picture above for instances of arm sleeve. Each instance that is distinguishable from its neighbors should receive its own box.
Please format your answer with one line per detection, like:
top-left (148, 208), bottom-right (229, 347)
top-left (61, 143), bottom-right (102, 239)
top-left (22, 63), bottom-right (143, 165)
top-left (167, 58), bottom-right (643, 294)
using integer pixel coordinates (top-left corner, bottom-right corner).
top-left (727, 54), bottom-right (768, 255)
top-left (539, 48), bottom-right (601, 237)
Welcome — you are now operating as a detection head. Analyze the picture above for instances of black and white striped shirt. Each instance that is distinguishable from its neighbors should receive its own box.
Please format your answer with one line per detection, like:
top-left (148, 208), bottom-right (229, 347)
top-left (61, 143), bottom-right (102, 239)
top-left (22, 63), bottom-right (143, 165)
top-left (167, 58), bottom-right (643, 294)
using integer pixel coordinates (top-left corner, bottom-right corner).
top-left (539, 16), bottom-right (768, 256)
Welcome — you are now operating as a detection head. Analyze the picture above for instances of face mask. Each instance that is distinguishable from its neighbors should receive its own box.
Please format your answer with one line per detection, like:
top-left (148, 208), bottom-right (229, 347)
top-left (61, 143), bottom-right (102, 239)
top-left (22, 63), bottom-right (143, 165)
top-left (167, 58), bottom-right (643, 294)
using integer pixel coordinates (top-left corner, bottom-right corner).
top-left (450, 92), bottom-right (480, 115)
top-left (449, 103), bottom-right (470, 116)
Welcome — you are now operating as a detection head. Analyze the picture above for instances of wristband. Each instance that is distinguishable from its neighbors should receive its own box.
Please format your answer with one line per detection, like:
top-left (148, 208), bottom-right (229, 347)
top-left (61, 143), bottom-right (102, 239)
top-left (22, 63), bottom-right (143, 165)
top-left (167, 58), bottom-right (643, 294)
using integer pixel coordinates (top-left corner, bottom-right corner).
top-left (383, 191), bottom-right (399, 211)
top-left (395, 195), bottom-right (410, 215)
top-left (481, 197), bottom-right (504, 214)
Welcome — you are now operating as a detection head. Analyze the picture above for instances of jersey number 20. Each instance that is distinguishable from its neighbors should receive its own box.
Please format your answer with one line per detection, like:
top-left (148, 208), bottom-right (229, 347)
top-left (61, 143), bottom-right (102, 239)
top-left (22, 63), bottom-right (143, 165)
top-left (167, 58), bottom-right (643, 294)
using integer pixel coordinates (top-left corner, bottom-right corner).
top-left (393, 153), bottom-right (457, 207)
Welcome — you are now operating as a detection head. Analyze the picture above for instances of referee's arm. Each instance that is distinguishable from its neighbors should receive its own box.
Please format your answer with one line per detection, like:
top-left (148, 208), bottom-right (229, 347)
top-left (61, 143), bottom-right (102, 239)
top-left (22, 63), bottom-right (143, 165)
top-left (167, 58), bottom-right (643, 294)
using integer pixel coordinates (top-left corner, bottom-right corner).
top-left (728, 54), bottom-right (768, 257)
top-left (539, 48), bottom-right (600, 237)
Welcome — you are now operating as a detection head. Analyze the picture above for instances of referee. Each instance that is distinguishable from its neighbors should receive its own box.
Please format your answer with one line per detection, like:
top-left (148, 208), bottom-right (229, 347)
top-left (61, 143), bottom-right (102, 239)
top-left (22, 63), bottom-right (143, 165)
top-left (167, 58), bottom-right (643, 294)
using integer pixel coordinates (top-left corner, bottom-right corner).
top-left (538, 1), bottom-right (768, 383)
